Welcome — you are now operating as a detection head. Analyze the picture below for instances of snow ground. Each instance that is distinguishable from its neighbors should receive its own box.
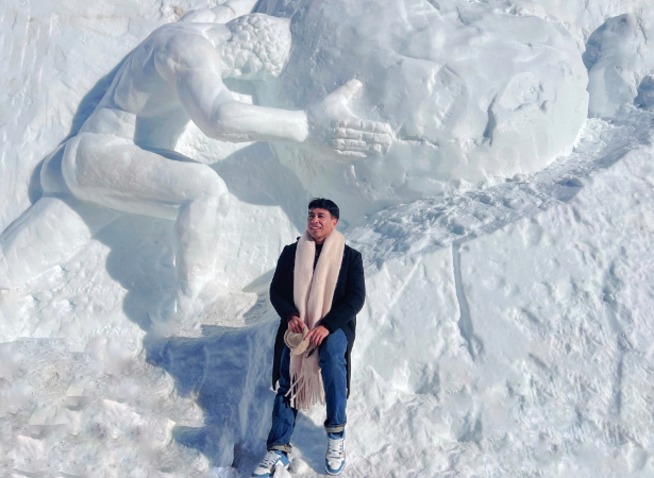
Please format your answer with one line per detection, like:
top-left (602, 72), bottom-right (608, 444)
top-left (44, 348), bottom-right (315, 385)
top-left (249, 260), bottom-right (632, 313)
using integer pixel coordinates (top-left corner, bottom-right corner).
top-left (1, 1), bottom-right (654, 477)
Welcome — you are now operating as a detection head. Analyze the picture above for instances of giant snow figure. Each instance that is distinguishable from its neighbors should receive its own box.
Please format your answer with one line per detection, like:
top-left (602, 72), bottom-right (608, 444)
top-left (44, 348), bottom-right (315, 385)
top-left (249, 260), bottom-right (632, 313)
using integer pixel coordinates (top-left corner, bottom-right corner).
top-left (0, 2), bottom-right (392, 316)
top-left (1, 0), bottom-right (589, 316)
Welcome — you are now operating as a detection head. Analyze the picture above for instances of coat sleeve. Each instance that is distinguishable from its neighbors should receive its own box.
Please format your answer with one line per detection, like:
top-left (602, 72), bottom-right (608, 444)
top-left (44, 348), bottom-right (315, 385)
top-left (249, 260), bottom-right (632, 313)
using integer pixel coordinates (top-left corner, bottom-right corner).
top-left (270, 243), bottom-right (298, 390)
top-left (320, 248), bottom-right (366, 333)
top-left (269, 244), bottom-right (299, 323)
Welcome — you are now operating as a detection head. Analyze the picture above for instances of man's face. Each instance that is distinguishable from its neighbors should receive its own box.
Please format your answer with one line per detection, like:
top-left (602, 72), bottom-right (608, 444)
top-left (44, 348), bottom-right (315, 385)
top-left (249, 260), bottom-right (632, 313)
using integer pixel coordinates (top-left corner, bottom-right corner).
top-left (307, 208), bottom-right (338, 244)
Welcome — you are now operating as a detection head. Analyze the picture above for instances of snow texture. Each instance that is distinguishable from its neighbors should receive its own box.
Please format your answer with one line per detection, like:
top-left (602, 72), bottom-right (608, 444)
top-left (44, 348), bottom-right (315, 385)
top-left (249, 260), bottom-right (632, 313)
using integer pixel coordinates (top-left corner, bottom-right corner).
top-left (1, 0), bottom-right (654, 477)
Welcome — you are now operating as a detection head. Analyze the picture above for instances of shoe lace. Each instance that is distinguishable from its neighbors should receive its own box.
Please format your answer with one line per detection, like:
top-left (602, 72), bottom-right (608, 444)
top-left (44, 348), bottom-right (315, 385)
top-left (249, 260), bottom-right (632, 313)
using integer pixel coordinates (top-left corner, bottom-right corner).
top-left (327, 438), bottom-right (344, 459)
top-left (260, 450), bottom-right (282, 469)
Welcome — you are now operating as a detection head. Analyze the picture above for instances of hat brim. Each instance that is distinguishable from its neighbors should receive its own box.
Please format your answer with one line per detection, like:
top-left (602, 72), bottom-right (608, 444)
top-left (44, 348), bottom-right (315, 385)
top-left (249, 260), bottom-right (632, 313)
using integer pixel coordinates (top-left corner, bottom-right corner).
top-left (284, 328), bottom-right (310, 355)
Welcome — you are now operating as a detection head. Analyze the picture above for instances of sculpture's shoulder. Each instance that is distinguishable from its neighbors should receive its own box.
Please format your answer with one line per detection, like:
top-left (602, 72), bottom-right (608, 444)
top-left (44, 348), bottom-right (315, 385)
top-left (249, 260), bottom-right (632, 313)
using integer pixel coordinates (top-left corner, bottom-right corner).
top-left (144, 22), bottom-right (206, 52)
top-left (144, 22), bottom-right (221, 75)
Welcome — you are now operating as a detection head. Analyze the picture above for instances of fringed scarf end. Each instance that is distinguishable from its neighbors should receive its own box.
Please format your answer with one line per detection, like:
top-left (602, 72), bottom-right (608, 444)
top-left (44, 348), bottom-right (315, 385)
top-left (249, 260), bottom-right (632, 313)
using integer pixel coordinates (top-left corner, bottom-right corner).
top-left (286, 370), bottom-right (325, 410)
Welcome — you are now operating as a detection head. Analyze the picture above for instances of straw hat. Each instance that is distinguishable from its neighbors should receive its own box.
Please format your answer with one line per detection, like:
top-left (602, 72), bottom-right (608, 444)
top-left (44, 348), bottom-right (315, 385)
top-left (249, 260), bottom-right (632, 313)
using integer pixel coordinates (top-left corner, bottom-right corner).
top-left (284, 327), bottom-right (315, 356)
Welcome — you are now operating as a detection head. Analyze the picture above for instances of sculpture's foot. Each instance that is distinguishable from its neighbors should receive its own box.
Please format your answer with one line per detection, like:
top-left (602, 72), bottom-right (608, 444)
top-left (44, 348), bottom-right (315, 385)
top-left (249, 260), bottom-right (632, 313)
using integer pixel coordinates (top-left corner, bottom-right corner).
top-left (147, 298), bottom-right (184, 337)
top-left (147, 276), bottom-right (229, 337)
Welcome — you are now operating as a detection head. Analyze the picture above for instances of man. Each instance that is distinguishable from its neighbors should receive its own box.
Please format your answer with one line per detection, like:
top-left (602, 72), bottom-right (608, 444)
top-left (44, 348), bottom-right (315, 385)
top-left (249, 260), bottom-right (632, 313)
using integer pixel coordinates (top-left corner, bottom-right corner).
top-left (0, 1), bottom-right (391, 318)
top-left (252, 198), bottom-right (365, 477)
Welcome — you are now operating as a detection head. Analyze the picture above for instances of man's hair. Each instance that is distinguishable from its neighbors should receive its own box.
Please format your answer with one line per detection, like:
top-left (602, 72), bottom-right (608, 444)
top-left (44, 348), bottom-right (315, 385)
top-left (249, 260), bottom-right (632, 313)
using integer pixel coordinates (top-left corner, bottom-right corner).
top-left (225, 14), bottom-right (292, 78)
top-left (308, 198), bottom-right (340, 219)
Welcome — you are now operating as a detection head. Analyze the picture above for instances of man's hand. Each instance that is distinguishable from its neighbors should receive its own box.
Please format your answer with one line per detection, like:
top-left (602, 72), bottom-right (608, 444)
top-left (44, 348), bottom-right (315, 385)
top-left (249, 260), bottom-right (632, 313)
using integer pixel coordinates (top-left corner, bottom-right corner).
top-left (288, 315), bottom-right (305, 334)
top-left (308, 79), bottom-right (394, 158)
top-left (287, 316), bottom-right (330, 347)
top-left (306, 325), bottom-right (330, 347)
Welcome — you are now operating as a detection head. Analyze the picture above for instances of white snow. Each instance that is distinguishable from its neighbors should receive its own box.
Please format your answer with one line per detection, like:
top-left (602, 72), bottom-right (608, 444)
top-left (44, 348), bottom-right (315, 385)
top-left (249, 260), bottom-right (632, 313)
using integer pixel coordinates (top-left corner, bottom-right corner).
top-left (1, 0), bottom-right (654, 477)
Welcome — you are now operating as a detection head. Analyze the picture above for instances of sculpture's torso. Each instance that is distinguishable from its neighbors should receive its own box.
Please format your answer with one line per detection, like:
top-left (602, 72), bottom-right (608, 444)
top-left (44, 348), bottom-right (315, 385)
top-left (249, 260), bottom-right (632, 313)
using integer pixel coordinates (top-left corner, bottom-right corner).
top-left (80, 22), bottom-right (214, 149)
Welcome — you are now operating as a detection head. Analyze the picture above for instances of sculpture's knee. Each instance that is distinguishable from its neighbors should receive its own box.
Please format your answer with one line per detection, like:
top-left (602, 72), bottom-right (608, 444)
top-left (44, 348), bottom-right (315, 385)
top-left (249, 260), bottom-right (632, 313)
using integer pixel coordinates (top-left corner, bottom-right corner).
top-left (60, 135), bottom-right (91, 201)
top-left (40, 143), bottom-right (69, 195)
top-left (193, 165), bottom-right (230, 212)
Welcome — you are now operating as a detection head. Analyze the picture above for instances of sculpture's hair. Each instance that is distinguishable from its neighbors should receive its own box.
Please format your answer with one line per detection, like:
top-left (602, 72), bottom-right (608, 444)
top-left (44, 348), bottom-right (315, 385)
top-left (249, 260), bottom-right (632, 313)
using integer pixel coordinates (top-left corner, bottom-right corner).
top-left (225, 14), bottom-right (292, 78)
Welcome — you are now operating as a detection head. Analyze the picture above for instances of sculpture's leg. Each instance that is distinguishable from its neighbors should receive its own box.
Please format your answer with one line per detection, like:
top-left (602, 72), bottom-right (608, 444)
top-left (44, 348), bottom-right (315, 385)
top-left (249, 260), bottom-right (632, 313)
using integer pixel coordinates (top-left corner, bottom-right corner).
top-left (62, 133), bottom-right (230, 307)
top-left (0, 196), bottom-right (119, 289)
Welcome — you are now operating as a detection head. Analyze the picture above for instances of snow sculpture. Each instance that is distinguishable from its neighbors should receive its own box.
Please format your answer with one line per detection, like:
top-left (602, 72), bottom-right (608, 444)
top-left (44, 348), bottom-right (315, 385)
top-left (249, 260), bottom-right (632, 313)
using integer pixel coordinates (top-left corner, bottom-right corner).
top-left (0, 3), bottom-right (392, 314)
top-left (1, 0), bottom-right (595, 315)
top-left (584, 14), bottom-right (653, 118)
top-left (255, 0), bottom-right (589, 220)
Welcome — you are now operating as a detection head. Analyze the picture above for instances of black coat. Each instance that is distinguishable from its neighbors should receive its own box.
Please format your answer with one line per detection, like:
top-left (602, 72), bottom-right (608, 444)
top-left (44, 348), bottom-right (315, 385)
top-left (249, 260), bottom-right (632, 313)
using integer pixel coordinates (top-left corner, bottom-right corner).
top-left (269, 239), bottom-right (366, 397)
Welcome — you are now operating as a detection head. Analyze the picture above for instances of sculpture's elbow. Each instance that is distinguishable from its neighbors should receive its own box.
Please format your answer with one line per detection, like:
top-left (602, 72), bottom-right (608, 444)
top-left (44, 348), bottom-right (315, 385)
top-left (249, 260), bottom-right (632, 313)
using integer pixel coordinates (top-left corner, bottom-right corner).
top-left (200, 101), bottom-right (253, 143)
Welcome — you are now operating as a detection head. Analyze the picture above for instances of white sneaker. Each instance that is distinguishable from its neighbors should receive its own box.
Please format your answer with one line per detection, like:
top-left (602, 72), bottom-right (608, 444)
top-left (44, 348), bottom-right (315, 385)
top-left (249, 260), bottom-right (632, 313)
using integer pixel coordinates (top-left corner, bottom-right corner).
top-left (251, 450), bottom-right (290, 477)
top-left (325, 435), bottom-right (345, 475)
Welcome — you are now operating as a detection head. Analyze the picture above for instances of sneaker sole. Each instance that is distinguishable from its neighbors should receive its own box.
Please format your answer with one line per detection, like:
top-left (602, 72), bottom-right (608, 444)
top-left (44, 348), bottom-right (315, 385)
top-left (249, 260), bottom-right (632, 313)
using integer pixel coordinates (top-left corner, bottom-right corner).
top-left (325, 460), bottom-right (345, 476)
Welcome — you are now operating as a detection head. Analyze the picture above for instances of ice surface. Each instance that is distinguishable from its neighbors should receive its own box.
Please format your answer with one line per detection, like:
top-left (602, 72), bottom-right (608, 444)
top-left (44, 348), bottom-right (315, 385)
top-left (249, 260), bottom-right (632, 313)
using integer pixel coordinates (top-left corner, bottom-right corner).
top-left (1, 0), bottom-right (654, 477)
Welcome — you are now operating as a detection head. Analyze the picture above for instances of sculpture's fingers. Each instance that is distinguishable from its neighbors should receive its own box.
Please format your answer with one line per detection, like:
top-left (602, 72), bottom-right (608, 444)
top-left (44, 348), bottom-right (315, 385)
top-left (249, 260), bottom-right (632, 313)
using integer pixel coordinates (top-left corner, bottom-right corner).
top-left (336, 118), bottom-right (394, 135)
top-left (332, 137), bottom-right (390, 156)
top-left (334, 127), bottom-right (362, 140)
top-left (335, 128), bottom-right (393, 144)
top-left (333, 128), bottom-right (392, 154)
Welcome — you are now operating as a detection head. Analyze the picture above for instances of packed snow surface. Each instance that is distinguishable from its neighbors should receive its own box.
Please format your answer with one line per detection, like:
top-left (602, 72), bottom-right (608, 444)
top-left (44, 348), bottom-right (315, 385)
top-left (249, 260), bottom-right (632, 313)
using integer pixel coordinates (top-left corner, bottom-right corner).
top-left (1, 1), bottom-right (654, 477)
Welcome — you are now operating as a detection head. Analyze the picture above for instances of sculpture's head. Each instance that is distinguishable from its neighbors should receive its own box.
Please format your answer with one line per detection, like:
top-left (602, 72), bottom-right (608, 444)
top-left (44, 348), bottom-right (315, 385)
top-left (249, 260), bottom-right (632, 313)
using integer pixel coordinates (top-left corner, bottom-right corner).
top-left (222, 14), bottom-right (292, 80)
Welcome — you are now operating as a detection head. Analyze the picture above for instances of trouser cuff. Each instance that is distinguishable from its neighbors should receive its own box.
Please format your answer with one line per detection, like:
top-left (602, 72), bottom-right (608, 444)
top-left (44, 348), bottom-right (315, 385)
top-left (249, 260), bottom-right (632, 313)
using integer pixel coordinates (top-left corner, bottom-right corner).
top-left (325, 424), bottom-right (345, 434)
top-left (269, 444), bottom-right (292, 454)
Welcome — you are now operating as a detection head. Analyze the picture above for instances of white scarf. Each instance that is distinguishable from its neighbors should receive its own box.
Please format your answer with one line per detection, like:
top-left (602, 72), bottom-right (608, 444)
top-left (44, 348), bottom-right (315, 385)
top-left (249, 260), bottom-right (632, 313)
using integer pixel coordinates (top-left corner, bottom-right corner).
top-left (287, 229), bottom-right (345, 409)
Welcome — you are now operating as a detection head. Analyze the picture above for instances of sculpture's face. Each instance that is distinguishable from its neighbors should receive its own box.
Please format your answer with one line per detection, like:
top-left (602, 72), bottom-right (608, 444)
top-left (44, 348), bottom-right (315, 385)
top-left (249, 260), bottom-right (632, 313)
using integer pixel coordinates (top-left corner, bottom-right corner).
top-left (233, 52), bottom-right (265, 79)
top-left (307, 208), bottom-right (338, 245)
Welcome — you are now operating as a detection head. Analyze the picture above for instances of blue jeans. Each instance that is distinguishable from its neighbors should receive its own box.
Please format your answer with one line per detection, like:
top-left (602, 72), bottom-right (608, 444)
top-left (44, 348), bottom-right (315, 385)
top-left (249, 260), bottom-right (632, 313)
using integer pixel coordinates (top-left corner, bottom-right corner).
top-left (267, 328), bottom-right (348, 453)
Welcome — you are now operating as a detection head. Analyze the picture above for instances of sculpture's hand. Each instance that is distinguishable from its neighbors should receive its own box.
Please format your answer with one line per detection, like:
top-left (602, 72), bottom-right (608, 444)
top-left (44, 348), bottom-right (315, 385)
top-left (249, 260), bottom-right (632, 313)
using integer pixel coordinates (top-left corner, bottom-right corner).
top-left (308, 79), bottom-right (394, 158)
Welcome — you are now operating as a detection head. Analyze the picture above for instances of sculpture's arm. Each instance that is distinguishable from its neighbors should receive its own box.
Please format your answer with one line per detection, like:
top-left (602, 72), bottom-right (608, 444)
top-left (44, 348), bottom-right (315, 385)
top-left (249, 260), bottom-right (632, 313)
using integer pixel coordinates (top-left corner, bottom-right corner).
top-left (206, 98), bottom-right (310, 144)
top-left (190, 78), bottom-right (394, 158)
top-left (164, 46), bottom-right (310, 143)
top-left (158, 36), bottom-right (393, 157)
